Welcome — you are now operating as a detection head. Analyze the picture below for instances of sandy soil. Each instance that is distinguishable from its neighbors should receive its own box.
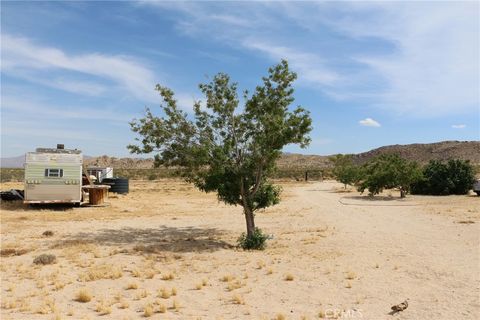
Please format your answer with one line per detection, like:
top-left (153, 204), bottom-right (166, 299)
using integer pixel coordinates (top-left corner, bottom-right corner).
top-left (1, 180), bottom-right (479, 320)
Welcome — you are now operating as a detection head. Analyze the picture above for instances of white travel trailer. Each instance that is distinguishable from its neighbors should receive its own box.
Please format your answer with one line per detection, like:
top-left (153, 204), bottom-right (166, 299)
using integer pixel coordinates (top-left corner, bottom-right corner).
top-left (24, 145), bottom-right (83, 205)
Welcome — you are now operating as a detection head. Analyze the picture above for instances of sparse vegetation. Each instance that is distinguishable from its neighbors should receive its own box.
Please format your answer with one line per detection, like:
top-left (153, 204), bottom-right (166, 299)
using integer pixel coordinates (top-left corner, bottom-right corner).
top-left (161, 272), bottom-right (175, 280)
top-left (126, 282), bottom-right (138, 290)
top-left (79, 264), bottom-right (123, 281)
top-left (284, 273), bottom-right (294, 281)
top-left (75, 288), bottom-right (92, 303)
top-left (144, 303), bottom-right (154, 317)
top-left (33, 254), bottom-right (57, 265)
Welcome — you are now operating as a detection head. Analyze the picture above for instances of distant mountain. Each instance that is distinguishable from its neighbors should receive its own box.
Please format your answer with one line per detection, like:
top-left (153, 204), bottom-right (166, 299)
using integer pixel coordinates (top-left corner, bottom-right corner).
top-left (351, 141), bottom-right (480, 165)
top-left (2, 141), bottom-right (479, 169)
top-left (280, 141), bottom-right (480, 168)
top-left (0, 155), bottom-right (94, 168)
top-left (0, 155), bottom-right (25, 168)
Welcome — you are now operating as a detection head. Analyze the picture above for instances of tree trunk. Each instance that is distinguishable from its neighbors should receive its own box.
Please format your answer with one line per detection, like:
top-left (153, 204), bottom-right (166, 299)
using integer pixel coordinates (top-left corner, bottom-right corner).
top-left (400, 188), bottom-right (406, 198)
top-left (244, 205), bottom-right (256, 237)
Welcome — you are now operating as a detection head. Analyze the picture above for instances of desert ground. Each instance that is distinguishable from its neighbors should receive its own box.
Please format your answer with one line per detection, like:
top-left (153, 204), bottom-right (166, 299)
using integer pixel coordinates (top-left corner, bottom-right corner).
top-left (1, 179), bottom-right (479, 320)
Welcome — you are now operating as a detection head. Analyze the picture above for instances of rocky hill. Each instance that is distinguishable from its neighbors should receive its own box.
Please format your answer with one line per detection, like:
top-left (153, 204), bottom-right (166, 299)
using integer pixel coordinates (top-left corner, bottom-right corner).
top-left (352, 141), bottom-right (480, 165)
top-left (85, 140), bottom-right (480, 169)
top-left (2, 141), bottom-right (479, 169)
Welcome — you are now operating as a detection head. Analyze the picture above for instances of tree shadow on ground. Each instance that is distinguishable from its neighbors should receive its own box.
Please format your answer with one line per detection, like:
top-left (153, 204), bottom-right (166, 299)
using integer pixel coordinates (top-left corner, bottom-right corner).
top-left (342, 195), bottom-right (402, 202)
top-left (1, 201), bottom-right (76, 211)
top-left (67, 225), bottom-right (234, 253)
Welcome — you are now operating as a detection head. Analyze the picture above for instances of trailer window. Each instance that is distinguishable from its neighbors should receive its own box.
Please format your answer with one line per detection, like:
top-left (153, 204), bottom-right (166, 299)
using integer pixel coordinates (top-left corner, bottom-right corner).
top-left (45, 169), bottom-right (63, 178)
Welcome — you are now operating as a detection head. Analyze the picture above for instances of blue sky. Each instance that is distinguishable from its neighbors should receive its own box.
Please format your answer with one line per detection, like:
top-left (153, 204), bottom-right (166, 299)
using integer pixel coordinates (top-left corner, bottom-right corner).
top-left (1, 1), bottom-right (479, 158)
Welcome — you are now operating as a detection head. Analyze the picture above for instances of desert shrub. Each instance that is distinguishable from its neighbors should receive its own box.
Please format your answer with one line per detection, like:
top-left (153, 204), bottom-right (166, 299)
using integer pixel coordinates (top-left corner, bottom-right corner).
top-left (42, 230), bottom-right (54, 237)
top-left (1, 248), bottom-right (29, 257)
top-left (237, 228), bottom-right (270, 250)
top-left (411, 159), bottom-right (475, 195)
top-left (33, 254), bottom-right (57, 265)
top-left (148, 173), bottom-right (157, 180)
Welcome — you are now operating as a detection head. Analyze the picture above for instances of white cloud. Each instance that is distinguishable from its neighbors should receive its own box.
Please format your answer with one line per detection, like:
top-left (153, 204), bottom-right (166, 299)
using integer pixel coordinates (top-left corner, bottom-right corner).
top-left (1, 34), bottom-right (158, 102)
top-left (326, 2), bottom-right (479, 116)
top-left (143, 2), bottom-right (479, 117)
top-left (451, 124), bottom-right (466, 129)
top-left (2, 95), bottom-right (134, 122)
top-left (242, 39), bottom-right (340, 87)
top-left (359, 118), bottom-right (381, 127)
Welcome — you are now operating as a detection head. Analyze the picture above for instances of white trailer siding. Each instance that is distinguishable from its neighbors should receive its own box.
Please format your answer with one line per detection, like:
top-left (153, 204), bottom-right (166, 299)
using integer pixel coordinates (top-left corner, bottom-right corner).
top-left (24, 150), bottom-right (82, 204)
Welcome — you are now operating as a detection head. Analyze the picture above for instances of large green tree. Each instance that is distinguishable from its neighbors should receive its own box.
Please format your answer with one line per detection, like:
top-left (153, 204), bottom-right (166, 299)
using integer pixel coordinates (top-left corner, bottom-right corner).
top-left (329, 154), bottom-right (360, 189)
top-left (358, 154), bottom-right (422, 198)
top-left (411, 159), bottom-right (475, 195)
top-left (128, 60), bottom-right (312, 248)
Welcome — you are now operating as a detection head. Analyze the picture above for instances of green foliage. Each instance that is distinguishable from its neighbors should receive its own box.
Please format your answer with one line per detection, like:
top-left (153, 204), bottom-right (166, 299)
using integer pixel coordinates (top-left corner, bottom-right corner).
top-left (237, 228), bottom-right (270, 250)
top-left (358, 154), bottom-right (422, 198)
top-left (329, 154), bottom-right (360, 188)
top-left (411, 159), bottom-right (475, 195)
top-left (128, 60), bottom-right (312, 245)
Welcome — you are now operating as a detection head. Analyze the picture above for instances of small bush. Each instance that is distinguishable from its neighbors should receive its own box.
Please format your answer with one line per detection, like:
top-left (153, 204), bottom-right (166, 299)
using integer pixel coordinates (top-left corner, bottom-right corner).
top-left (42, 230), bottom-right (54, 237)
top-left (33, 254), bottom-right (57, 265)
top-left (237, 227), bottom-right (270, 250)
top-left (75, 288), bottom-right (92, 303)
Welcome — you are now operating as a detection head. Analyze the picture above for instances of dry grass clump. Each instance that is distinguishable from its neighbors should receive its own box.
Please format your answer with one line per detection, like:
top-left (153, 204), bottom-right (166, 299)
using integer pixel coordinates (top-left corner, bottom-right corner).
top-left (118, 299), bottom-right (130, 309)
top-left (95, 299), bottom-right (112, 315)
top-left (144, 268), bottom-right (156, 279)
top-left (126, 282), bottom-right (139, 290)
top-left (256, 260), bottom-right (266, 269)
top-left (284, 273), bottom-right (294, 281)
top-left (220, 274), bottom-right (235, 282)
top-left (34, 253), bottom-right (57, 265)
top-left (6, 283), bottom-right (16, 292)
top-left (345, 271), bottom-right (357, 280)
top-left (36, 297), bottom-right (56, 314)
top-left (196, 278), bottom-right (208, 290)
top-left (1, 247), bottom-right (30, 256)
top-left (161, 271), bottom-right (175, 280)
top-left (227, 280), bottom-right (244, 291)
top-left (266, 268), bottom-right (274, 275)
top-left (276, 314), bottom-right (286, 320)
top-left (158, 287), bottom-right (171, 299)
top-left (144, 303), bottom-right (154, 317)
top-left (171, 299), bottom-right (180, 311)
top-left (131, 268), bottom-right (142, 277)
top-left (171, 287), bottom-right (177, 296)
top-left (75, 288), bottom-right (92, 302)
top-left (345, 281), bottom-right (352, 289)
top-left (1, 298), bottom-right (17, 310)
top-left (78, 264), bottom-right (123, 281)
top-left (53, 280), bottom-right (66, 291)
top-left (157, 302), bottom-right (167, 313)
top-left (135, 289), bottom-right (149, 300)
top-left (232, 294), bottom-right (245, 305)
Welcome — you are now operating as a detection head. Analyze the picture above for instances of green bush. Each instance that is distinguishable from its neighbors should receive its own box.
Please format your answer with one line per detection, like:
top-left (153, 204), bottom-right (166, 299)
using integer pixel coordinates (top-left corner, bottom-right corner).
top-left (411, 159), bottom-right (475, 195)
top-left (237, 228), bottom-right (270, 250)
top-left (357, 154), bottom-right (422, 198)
